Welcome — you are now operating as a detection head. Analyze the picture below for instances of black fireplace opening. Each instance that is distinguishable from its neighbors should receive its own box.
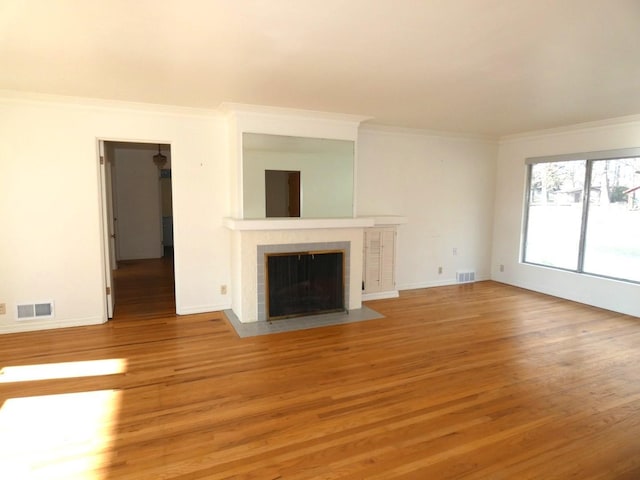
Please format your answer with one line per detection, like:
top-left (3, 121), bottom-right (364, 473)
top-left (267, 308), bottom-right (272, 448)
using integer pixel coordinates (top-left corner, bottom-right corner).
top-left (266, 250), bottom-right (345, 320)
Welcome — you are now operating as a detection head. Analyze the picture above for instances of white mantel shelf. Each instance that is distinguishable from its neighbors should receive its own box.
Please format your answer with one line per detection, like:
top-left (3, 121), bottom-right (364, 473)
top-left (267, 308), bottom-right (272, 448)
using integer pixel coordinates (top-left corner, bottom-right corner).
top-left (223, 216), bottom-right (407, 231)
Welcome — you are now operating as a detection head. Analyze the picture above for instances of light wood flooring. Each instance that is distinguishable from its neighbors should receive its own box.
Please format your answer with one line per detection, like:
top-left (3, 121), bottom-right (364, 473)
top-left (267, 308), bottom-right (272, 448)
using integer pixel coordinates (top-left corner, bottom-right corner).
top-left (1, 258), bottom-right (640, 479)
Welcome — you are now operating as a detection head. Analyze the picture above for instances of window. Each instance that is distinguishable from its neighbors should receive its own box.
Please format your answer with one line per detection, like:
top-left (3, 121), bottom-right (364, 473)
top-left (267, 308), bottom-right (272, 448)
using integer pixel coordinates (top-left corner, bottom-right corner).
top-left (523, 149), bottom-right (640, 283)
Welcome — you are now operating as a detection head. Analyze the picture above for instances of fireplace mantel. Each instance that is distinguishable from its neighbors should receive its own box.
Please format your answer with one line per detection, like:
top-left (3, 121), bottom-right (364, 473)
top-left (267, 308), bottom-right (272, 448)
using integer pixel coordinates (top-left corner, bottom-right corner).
top-left (223, 216), bottom-right (406, 231)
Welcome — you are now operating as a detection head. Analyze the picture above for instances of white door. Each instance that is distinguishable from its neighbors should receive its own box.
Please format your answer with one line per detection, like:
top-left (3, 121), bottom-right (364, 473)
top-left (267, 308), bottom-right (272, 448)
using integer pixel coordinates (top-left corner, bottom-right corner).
top-left (99, 140), bottom-right (116, 318)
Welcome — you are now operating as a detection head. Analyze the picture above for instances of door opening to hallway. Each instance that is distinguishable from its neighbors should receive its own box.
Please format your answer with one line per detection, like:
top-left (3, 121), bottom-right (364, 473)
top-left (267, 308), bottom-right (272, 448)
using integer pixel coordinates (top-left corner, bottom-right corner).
top-left (101, 141), bottom-right (175, 320)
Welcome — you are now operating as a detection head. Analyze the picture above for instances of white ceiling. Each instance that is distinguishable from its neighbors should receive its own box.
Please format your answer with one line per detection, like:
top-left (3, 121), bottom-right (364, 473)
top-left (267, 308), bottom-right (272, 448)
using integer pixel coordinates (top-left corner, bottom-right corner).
top-left (1, 0), bottom-right (639, 136)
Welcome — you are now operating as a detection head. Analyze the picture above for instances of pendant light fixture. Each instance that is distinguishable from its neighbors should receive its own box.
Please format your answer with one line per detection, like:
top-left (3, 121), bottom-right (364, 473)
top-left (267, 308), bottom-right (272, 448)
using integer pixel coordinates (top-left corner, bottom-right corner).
top-left (153, 144), bottom-right (167, 169)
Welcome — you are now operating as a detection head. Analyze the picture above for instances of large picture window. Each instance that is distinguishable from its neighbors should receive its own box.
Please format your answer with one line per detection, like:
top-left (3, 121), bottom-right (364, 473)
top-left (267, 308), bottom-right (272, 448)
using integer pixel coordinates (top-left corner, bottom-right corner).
top-left (523, 149), bottom-right (640, 283)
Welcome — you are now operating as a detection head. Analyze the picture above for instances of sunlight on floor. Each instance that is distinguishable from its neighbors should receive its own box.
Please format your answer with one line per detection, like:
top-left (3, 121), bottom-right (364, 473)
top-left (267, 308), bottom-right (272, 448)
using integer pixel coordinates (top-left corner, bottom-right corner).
top-left (0, 389), bottom-right (122, 479)
top-left (0, 359), bottom-right (127, 383)
top-left (0, 359), bottom-right (126, 479)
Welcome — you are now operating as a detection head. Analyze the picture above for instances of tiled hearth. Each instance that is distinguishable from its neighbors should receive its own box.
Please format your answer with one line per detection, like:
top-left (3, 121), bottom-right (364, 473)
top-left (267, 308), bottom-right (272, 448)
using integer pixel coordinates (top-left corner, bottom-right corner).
top-left (223, 305), bottom-right (384, 337)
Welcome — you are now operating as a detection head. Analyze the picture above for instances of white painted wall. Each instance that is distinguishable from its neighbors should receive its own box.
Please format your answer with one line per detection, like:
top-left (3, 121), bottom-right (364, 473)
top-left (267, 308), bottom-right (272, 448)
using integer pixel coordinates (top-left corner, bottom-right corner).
top-left (0, 94), bottom-right (231, 333)
top-left (113, 146), bottom-right (163, 260)
top-left (492, 117), bottom-right (640, 317)
top-left (357, 126), bottom-right (498, 290)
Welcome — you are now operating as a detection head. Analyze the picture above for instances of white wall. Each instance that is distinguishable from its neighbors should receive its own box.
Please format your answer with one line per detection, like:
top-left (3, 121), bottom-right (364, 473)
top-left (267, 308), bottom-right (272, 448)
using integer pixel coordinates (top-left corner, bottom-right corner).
top-left (357, 126), bottom-right (498, 290)
top-left (113, 146), bottom-right (163, 260)
top-left (492, 117), bottom-right (640, 317)
top-left (0, 93), bottom-right (231, 333)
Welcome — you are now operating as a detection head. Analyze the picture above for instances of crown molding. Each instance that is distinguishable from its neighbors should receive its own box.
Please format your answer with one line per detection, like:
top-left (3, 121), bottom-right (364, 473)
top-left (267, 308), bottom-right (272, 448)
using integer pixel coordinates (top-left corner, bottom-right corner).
top-left (219, 102), bottom-right (372, 125)
top-left (500, 114), bottom-right (640, 144)
top-left (359, 122), bottom-right (497, 143)
top-left (0, 89), bottom-right (224, 119)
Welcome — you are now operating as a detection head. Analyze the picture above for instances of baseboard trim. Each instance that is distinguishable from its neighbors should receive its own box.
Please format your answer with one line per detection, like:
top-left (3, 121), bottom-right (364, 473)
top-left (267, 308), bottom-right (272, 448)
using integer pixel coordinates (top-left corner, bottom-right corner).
top-left (362, 291), bottom-right (400, 301)
top-left (398, 275), bottom-right (490, 291)
top-left (177, 303), bottom-right (230, 315)
top-left (0, 315), bottom-right (105, 335)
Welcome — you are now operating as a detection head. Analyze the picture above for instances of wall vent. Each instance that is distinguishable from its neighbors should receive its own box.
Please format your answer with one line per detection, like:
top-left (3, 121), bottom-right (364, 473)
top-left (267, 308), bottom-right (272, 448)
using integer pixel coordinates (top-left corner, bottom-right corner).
top-left (456, 271), bottom-right (476, 283)
top-left (17, 302), bottom-right (54, 320)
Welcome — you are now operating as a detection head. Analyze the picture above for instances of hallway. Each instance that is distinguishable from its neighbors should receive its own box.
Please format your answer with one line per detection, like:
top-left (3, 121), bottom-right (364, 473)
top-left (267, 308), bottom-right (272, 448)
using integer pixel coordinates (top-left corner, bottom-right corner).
top-left (112, 255), bottom-right (175, 321)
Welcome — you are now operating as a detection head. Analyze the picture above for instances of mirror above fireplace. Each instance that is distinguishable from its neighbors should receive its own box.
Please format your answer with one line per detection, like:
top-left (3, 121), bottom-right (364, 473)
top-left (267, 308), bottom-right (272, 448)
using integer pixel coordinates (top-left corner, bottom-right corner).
top-left (242, 133), bottom-right (355, 219)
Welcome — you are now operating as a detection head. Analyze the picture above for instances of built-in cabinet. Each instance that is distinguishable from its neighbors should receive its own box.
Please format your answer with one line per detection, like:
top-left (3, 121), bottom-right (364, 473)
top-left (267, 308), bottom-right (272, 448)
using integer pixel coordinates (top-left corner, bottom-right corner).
top-left (362, 226), bottom-right (398, 299)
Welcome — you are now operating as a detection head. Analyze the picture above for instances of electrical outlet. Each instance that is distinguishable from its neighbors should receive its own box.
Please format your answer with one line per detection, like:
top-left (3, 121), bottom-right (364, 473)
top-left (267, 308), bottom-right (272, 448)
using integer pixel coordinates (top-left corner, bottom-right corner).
top-left (220, 285), bottom-right (227, 295)
top-left (438, 266), bottom-right (443, 274)
top-left (499, 264), bottom-right (505, 272)
top-left (0, 303), bottom-right (5, 315)
top-left (452, 248), bottom-right (458, 256)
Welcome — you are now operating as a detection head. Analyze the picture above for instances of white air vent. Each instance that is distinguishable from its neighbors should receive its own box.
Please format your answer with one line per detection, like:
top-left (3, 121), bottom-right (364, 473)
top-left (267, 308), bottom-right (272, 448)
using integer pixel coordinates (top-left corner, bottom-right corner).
top-left (17, 302), bottom-right (54, 320)
top-left (456, 271), bottom-right (476, 283)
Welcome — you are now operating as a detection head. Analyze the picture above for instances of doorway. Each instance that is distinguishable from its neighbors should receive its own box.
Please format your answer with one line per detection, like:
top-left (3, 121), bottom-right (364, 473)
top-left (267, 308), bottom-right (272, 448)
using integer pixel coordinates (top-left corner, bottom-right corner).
top-left (100, 141), bottom-right (176, 320)
top-left (265, 169), bottom-right (301, 217)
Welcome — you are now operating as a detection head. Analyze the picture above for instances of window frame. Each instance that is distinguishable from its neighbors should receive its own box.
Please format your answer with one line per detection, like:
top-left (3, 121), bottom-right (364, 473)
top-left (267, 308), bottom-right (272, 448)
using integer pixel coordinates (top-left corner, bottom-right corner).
top-left (522, 147), bottom-right (640, 284)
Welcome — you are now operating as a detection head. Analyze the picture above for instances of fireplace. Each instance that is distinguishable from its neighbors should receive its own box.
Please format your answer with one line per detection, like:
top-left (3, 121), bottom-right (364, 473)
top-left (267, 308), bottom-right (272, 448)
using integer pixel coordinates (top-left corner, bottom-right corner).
top-left (266, 250), bottom-right (344, 320)
top-left (256, 241), bottom-right (351, 322)
top-left (225, 218), bottom-right (400, 323)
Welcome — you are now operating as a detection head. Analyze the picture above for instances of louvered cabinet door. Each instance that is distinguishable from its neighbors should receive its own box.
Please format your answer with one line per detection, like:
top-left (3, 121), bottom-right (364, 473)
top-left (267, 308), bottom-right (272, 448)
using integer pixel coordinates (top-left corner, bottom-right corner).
top-left (363, 227), bottom-right (396, 294)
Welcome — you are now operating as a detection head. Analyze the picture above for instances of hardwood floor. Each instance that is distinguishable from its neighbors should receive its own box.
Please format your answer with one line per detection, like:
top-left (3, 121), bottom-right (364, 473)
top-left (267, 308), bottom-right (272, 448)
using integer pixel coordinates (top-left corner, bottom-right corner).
top-left (1, 262), bottom-right (640, 479)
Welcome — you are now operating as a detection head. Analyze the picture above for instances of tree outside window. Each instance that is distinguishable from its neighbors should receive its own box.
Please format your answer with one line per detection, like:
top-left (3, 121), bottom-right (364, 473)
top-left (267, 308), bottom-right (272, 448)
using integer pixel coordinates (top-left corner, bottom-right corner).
top-left (523, 154), bottom-right (640, 283)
